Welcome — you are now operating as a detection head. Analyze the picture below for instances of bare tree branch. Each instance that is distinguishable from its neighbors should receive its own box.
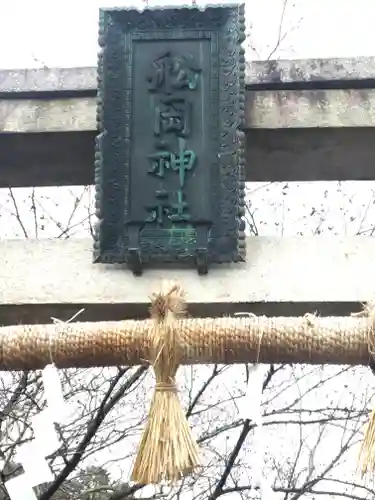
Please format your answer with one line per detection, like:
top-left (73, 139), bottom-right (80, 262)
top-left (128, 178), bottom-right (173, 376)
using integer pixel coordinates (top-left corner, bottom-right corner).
top-left (207, 365), bottom-right (277, 499)
top-left (39, 366), bottom-right (147, 500)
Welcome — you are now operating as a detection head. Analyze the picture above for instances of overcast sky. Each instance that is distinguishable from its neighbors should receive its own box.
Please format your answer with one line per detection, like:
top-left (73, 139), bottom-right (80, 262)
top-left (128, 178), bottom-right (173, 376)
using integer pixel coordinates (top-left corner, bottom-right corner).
top-left (1, 0), bottom-right (375, 70)
top-left (1, 2), bottom-right (374, 499)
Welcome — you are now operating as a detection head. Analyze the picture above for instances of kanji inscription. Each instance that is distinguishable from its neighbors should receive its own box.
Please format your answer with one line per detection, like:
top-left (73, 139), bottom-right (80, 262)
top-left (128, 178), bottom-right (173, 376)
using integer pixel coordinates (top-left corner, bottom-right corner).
top-left (94, 5), bottom-right (246, 274)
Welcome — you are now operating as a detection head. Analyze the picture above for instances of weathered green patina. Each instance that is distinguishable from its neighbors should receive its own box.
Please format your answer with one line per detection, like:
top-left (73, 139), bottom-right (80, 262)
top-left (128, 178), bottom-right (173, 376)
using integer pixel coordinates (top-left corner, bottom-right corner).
top-left (94, 5), bottom-right (246, 275)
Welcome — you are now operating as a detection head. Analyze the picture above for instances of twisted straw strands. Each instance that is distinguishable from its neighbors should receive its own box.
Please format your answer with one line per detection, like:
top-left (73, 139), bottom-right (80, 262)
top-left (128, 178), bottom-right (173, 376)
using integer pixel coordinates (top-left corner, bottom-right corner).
top-left (0, 313), bottom-right (372, 370)
top-left (130, 284), bottom-right (199, 484)
top-left (2, 292), bottom-right (375, 482)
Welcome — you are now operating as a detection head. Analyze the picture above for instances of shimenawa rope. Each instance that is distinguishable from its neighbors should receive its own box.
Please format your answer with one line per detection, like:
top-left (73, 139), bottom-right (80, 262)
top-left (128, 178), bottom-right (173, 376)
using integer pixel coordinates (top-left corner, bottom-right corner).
top-left (1, 287), bottom-right (375, 481)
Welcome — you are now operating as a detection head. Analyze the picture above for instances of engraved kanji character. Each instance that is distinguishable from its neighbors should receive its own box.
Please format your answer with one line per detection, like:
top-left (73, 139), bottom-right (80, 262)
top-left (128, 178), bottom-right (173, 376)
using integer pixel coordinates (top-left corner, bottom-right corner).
top-left (168, 190), bottom-right (191, 222)
top-left (147, 151), bottom-right (171, 178)
top-left (169, 138), bottom-right (196, 188)
top-left (147, 51), bottom-right (201, 94)
top-left (145, 190), bottom-right (170, 225)
top-left (154, 97), bottom-right (192, 138)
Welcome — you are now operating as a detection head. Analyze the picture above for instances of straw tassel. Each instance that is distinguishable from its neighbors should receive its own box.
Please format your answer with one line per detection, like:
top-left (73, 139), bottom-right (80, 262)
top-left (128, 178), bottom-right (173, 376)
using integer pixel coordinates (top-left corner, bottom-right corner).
top-left (358, 407), bottom-right (375, 476)
top-left (356, 302), bottom-right (375, 476)
top-left (130, 284), bottom-right (200, 484)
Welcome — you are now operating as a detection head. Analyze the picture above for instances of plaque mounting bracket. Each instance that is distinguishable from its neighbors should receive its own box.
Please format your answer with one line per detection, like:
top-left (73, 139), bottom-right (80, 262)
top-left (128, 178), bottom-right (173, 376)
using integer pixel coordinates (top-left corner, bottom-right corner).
top-left (195, 224), bottom-right (209, 275)
top-left (128, 225), bottom-right (143, 276)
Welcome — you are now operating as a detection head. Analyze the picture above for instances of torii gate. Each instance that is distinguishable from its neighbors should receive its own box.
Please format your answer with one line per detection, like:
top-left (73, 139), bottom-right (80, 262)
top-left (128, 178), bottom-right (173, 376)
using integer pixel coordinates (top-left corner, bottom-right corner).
top-left (1, 3), bottom-right (375, 496)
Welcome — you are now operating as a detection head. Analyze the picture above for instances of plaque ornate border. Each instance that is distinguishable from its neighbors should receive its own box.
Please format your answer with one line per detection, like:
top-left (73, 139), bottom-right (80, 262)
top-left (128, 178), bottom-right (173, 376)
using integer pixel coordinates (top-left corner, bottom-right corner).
top-left (94, 4), bottom-right (246, 271)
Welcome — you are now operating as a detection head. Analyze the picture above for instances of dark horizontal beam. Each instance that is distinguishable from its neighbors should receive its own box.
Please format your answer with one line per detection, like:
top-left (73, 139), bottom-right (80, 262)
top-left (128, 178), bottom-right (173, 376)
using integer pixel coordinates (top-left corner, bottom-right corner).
top-left (247, 127), bottom-right (375, 182)
top-left (0, 302), bottom-right (364, 327)
top-left (1, 59), bottom-right (375, 187)
top-left (1, 127), bottom-right (375, 188)
top-left (0, 132), bottom-right (94, 187)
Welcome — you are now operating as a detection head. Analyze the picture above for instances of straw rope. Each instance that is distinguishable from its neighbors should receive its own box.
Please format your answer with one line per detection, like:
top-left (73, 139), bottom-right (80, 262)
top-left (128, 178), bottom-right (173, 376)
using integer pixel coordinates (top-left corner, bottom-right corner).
top-left (2, 289), bottom-right (375, 482)
top-left (0, 314), bottom-right (372, 370)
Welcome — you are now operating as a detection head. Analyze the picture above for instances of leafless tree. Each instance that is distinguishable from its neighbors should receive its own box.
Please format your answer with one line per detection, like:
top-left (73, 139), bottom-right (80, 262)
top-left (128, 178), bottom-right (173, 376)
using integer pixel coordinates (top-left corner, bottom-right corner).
top-left (0, 357), bottom-right (373, 500)
top-left (1, 3), bottom-right (375, 500)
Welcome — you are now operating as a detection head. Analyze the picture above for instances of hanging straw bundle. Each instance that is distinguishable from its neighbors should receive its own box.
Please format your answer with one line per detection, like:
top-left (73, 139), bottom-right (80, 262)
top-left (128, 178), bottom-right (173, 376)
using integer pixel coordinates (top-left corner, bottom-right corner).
top-left (358, 406), bottom-right (375, 477)
top-left (130, 283), bottom-right (200, 485)
top-left (357, 302), bottom-right (375, 476)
